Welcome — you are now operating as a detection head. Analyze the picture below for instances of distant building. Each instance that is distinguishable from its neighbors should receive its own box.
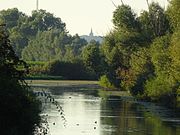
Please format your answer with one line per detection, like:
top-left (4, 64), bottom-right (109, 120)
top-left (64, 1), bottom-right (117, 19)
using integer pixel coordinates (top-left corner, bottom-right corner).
top-left (89, 28), bottom-right (94, 37)
top-left (80, 29), bottom-right (103, 44)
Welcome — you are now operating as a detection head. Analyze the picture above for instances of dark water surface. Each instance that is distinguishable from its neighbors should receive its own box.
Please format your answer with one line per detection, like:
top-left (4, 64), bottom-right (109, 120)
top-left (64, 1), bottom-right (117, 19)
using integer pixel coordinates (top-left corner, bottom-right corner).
top-left (32, 82), bottom-right (180, 135)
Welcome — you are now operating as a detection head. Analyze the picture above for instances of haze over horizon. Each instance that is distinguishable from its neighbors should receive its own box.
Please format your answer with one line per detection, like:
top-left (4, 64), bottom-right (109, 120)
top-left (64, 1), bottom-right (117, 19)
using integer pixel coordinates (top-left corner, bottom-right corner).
top-left (0, 0), bottom-right (168, 36)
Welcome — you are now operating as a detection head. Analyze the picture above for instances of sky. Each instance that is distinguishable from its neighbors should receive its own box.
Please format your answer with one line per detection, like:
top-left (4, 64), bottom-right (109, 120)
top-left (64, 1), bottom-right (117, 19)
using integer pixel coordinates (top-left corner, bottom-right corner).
top-left (0, 0), bottom-right (168, 36)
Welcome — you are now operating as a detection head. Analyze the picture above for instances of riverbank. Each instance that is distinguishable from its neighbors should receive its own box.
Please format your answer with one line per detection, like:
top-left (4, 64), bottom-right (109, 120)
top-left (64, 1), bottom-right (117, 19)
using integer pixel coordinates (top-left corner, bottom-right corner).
top-left (27, 80), bottom-right (131, 97)
top-left (26, 75), bottom-right (64, 80)
top-left (26, 80), bottom-right (99, 86)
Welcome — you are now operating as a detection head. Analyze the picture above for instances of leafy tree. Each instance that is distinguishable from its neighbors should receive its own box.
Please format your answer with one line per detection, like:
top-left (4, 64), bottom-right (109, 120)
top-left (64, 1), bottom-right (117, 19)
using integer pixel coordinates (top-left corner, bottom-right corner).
top-left (167, 0), bottom-right (180, 31)
top-left (0, 24), bottom-right (41, 135)
top-left (63, 45), bottom-right (76, 62)
top-left (100, 5), bottom-right (144, 89)
top-left (113, 5), bottom-right (139, 30)
top-left (150, 35), bottom-right (171, 75)
top-left (99, 1), bottom-right (179, 108)
top-left (169, 31), bottom-right (180, 81)
top-left (71, 34), bottom-right (87, 55)
top-left (28, 9), bottom-right (66, 34)
top-left (0, 8), bottom-right (29, 57)
top-left (82, 40), bottom-right (103, 77)
top-left (128, 47), bottom-right (154, 95)
top-left (0, 9), bottom-right (67, 58)
top-left (22, 29), bottom-right (71, 61)
top-left (10, 29), bottom-right (28, 57)
top-left (139, 2), bottom-right (170, 42)
top-left (0, 8), bottom-right (26, 29)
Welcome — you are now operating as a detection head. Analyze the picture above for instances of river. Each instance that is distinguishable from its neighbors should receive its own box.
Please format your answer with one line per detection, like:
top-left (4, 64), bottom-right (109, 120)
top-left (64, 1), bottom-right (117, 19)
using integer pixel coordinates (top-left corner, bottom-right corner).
top-left (30, 80), bottom-right (180, 135)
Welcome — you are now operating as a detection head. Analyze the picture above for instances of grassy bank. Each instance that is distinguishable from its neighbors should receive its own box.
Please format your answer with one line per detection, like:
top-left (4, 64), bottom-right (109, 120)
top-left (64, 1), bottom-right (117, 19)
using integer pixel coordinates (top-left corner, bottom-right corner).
top-left (26, 75), bottom-right (64, 80)
top-left (26, 79), bottom-right (99, 86)
top-left (27, 80), bottom-right (132, 98)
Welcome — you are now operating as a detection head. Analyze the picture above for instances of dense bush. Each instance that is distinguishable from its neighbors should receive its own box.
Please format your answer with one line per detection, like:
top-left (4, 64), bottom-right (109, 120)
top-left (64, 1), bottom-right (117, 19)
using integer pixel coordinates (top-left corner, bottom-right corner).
top-left (99, 75), bottom-right (114, 89)
top-left (45, 60), bottom-right (96, 80)
top-left (144, 75), bottom-right (173, 101)
top-left (27, 61), bottom-right (47, 75)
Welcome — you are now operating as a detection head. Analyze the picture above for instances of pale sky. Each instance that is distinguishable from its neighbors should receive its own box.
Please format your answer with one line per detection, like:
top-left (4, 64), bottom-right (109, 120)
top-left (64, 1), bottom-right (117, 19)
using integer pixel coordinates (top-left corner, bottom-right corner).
top-left (0, 0), bottom-right (168, 36)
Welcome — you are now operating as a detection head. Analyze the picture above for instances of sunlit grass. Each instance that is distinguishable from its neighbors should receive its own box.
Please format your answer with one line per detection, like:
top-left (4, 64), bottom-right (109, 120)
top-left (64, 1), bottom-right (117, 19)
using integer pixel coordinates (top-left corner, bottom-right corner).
top-left (26, 79), bottom-right (99, 86)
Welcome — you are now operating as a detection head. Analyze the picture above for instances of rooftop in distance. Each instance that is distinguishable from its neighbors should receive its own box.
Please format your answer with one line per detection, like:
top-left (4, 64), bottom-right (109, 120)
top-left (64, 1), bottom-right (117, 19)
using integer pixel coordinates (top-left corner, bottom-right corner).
top-left (80, 28), bottom-right (103, 44)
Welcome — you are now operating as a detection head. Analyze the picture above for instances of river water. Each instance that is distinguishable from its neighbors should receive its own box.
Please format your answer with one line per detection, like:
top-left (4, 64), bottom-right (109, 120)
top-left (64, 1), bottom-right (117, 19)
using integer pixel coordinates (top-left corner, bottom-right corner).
top-left (31, 81), bottom-right (180, 135)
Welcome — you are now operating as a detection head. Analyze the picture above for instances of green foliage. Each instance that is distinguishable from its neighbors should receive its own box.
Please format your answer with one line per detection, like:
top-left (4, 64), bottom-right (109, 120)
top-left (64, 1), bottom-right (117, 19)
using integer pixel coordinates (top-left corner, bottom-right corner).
top-left (141, 19), bottom-right (179, 107)
top-left (99, 1), bottom-right (179, 108)
top-left (0, 8), bottom-right (28, 57)
top-left (27, 61), bottom-right (47, 75)
top-left (82, 41), bottom-right (103, 77)
top-left (0, 8), bottom-right (25, 29)
top-left (22, 29), bottom-right (70, 61)
top-left (22, 30), bottom-right (87, 62)
top-left (0, 8), bottom-right (67, 58)
top-left (0, 24), bottom-right (41, 135)
top-left (45, 60), bottom-right (95, 80)
top-left (144, 74), bottom-right (174, 101)
top-left (30, 9), bottom-right (66, 32)
top-left (150, 35), bottom-right (171, 74)
top-left (167, 0), bottom-right (180, 31)
top-left (113, 5), bottom-right (139, 30)
top-left (101, 4), bottom-right (146, 90)
top-left (147, 2), bottom-right (169, 37)
top-left (169, 31), bottom-right (180, 80)
top-left (129, 48), bottom-right (154, 95)
top-left (99, 75), bottom-right (115, 89)
top-left (71, 34), bottom-right (88, 56)
top-left (139, 2), bottom-right (170, 42)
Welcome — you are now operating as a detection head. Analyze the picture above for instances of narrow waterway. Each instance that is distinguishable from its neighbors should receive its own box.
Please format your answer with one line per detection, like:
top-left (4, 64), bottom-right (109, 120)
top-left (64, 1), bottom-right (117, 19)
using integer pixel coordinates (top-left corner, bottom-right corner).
top-left (31, 81), bottom-right (180, 135)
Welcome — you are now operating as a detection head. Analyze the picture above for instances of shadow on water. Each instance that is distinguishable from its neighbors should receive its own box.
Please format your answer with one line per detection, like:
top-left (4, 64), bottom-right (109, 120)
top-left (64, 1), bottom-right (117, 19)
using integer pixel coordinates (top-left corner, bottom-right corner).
top-left (31, 81), bottom-right (180, 135)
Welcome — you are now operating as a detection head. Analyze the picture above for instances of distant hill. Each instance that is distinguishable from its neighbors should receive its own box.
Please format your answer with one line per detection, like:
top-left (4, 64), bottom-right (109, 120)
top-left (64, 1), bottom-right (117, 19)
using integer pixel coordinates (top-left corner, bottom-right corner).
top-left (80, 29), bottom-right (103, 44)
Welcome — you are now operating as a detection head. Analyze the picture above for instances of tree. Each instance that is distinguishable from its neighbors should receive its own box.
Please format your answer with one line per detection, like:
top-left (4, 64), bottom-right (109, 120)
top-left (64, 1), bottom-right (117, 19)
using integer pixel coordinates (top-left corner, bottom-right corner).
top-left (71, 34), bottom-right (87, 56)
top-left (82, 41), bottom-right (102, 77)
top-left (167, 0), bottom-right (180, 31)
top-left (113, 5), bottom-right (139, 30)
top-left (140, 2), bottom-right (170, 39)
top-left (0, 8), bottom-right (26, 29)
top-left (0, 24), bottom-right (41, 135)
top-left (100, 5), bottom-right (144, 89)
top-left (169, 31), bottom-right (180, 81)
top-left (0, 8), bottom-right (67, 58)
top-left (22, 29), bottom-right (71, 61)
top-left (0, 8), bottom-right (29, 57)
top-left (29, 10), bottom-right (66, 33)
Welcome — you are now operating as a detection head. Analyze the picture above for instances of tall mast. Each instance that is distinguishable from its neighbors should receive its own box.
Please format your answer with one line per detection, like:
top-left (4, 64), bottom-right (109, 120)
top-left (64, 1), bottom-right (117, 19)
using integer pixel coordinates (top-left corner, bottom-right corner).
top-left (36, 0), bottom-right (39, 11)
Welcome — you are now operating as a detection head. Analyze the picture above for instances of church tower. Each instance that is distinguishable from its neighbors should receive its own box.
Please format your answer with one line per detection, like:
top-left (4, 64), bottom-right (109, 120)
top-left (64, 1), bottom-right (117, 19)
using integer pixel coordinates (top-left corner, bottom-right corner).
top-left (89, 28), bottom-right (94, 37)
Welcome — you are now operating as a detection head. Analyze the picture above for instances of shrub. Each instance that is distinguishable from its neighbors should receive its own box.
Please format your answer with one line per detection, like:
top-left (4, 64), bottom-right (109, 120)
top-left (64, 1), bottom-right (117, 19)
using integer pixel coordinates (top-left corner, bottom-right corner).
top-left (144, 75), bottom-right (174, 101)
top-left (99, 75), bottom-right (115, 89)
top-left (45, 60), bottom-right (96, 80)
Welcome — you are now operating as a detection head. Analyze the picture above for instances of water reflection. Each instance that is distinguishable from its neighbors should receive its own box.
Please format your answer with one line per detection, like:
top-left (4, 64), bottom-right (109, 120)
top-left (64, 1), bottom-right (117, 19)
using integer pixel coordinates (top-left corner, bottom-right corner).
top-left (33, 85), bottom-right (180, 135)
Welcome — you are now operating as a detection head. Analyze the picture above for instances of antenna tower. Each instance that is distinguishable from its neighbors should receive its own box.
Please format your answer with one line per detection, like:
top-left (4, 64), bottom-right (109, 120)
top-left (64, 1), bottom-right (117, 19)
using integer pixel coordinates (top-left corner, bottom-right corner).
top-left (36, 0), bottom-right (39, 11)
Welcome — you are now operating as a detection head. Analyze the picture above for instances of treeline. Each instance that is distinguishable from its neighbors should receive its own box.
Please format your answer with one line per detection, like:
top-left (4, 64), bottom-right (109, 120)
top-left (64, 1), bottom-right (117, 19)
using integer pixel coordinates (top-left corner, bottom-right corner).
top-left (97, 0), bottom-right (180, 108)
top-left (24, 40), bottom-right (101, 80)
top-left (0, 8), bottom-right (88, 60)
top-left (0, 8), bottom-right (100, 79)
top-left (1, 0), bottom-right (180, 108)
